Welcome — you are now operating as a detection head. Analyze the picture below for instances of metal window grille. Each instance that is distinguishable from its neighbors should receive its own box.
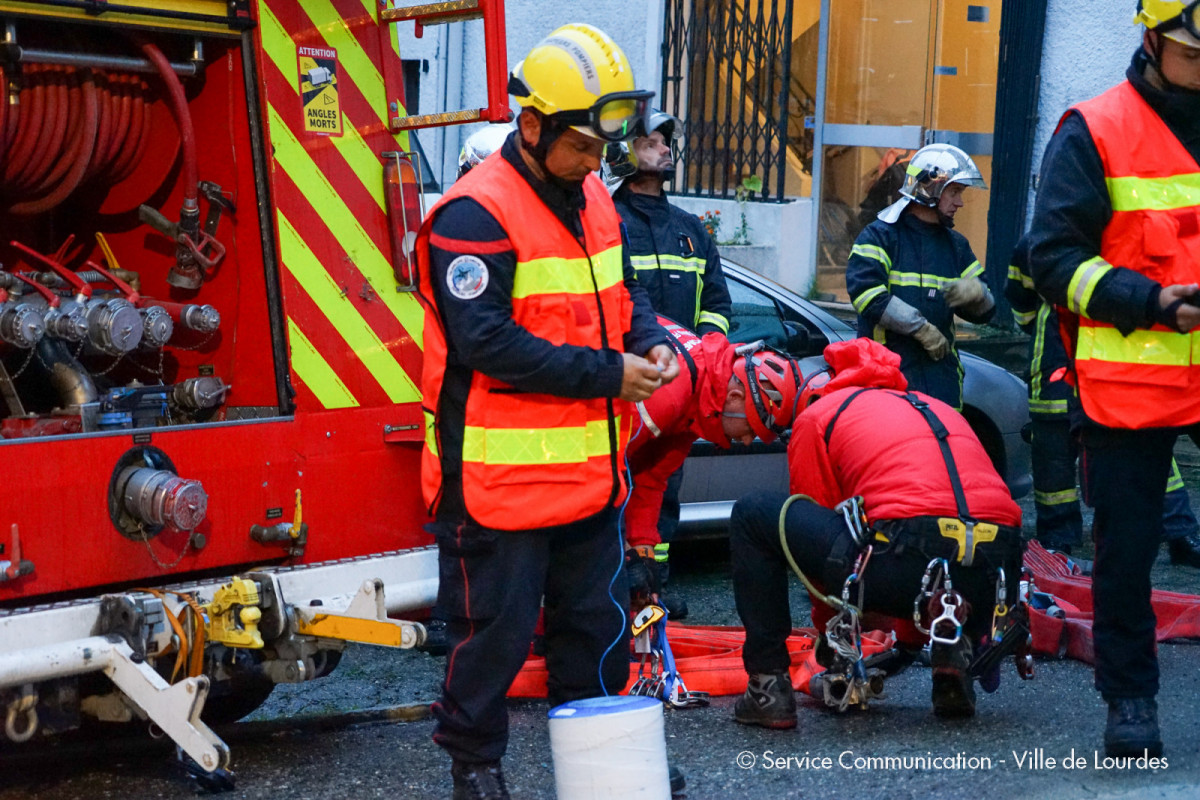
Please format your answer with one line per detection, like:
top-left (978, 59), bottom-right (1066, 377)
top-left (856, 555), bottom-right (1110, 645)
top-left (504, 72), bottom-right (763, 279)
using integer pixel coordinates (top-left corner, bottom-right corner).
top-left (660, 0), bottom-right (799, 202)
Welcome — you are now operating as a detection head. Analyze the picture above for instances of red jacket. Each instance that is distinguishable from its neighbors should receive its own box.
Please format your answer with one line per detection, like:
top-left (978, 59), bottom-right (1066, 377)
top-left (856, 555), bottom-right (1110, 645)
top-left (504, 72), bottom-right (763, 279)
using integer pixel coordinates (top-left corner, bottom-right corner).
top-left (788, 387), bottom-right (1020, 527)
top-left (624, 322), bottom-right (737, 548)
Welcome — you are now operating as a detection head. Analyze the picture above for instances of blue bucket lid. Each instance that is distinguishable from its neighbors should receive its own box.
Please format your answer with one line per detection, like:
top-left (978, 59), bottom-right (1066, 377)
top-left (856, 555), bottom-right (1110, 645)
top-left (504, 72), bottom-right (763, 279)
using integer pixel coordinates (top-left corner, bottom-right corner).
top-left (547, 695), bottom-right (661, 719)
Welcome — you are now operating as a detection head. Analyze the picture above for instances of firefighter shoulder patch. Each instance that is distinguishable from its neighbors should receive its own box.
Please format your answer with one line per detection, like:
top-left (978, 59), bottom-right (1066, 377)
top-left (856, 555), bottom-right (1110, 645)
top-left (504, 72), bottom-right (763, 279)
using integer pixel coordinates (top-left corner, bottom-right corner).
top-left (446, 255), bottom-right (489, 300)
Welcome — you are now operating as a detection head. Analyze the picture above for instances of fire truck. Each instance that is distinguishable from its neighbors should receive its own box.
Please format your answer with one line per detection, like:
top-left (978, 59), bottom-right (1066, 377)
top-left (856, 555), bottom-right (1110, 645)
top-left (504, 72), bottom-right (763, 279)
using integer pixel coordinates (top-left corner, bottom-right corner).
top-left (0, 0), bottom-right (510, 777)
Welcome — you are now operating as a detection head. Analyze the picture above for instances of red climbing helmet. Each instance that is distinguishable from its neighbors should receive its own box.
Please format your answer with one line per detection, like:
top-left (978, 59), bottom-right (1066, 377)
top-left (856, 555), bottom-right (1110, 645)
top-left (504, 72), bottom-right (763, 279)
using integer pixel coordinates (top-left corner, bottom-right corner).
top-left (731, 344), bottom-right (801, 443)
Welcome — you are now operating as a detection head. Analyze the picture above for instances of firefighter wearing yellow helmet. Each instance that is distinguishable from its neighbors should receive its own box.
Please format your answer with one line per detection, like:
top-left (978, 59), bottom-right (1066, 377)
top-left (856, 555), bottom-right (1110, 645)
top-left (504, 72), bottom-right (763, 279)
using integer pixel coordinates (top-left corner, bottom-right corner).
top-left (1023, 0), bottom-right (1200, 762)
top-left (1137, 0), bottom-right (1200, 49)
top-left (414, 23), bottom-right (679, 800)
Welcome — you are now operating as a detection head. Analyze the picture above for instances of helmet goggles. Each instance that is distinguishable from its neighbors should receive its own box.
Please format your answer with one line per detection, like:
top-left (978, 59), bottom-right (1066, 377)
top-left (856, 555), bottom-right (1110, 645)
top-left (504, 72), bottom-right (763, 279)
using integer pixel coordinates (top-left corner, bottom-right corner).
top-left (1142, 0), bottom-right (1200, 42)
top-left (509, 76), bottom-right (654, 142)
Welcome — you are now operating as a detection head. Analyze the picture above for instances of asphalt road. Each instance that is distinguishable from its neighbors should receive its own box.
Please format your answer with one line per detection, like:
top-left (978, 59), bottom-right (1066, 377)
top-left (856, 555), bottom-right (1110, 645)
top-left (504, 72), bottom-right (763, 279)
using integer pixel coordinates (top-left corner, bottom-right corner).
top-left (5, 449), bottom-right (1200, 800)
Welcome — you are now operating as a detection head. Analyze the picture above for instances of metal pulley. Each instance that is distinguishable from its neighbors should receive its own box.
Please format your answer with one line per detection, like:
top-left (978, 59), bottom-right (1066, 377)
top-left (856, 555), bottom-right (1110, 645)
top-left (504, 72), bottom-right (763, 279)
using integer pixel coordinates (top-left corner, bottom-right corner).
top-left (0, 302), bottom-right (46, 348)
top-left (138, 305), bottom-right (175, 349)
top-left (86, 297), bottom-right (142, 355)
top-left (118, 466), bottom-right (208, 532)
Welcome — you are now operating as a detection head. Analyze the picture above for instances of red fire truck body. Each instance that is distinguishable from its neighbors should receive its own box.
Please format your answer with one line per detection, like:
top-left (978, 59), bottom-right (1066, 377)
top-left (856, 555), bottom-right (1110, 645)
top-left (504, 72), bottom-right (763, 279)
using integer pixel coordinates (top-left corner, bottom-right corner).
top-left (0, 0), bottom-right (510, 773)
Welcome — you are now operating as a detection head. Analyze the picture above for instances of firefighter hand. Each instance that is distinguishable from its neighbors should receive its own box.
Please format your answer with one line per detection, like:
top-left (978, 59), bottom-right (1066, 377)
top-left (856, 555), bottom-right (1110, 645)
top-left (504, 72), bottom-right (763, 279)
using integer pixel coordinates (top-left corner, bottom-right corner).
top-left (913, 322), bottom-right (950, 361)
top-left (1160, 283), bottom-right (1200, 333)
top-left (646, 344), bottom-right (679, 384)
top-left (943, 278), bottom-right (987, 310)
top-left (620, 353), bottom-right (665, 402)
top-left (625, 549), bottom-right (662, 601)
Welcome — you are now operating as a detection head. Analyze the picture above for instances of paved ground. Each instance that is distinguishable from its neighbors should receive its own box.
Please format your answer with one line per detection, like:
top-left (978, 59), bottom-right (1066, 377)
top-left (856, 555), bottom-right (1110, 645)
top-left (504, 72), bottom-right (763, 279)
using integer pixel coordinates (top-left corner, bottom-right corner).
top-left (4, 446), bottom-right (1200, 799)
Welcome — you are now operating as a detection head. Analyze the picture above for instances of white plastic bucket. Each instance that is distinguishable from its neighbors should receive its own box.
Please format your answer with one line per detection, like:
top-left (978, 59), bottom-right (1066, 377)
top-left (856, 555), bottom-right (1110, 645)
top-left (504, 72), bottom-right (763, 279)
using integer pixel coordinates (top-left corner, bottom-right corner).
top-left (548, 695), bottom-right (671, 799)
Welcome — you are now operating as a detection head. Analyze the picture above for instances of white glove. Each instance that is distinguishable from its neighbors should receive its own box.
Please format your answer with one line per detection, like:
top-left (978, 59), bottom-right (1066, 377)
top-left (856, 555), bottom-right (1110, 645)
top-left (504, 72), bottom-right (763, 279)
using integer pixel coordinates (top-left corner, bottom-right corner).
top-left (912, 322), bottom-right (950, 361)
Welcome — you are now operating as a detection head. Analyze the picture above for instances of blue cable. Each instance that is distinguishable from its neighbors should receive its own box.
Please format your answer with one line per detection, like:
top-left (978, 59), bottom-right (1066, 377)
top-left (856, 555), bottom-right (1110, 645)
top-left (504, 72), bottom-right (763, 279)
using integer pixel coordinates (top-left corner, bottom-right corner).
top-left (599, 414), bottom-right (645, 695)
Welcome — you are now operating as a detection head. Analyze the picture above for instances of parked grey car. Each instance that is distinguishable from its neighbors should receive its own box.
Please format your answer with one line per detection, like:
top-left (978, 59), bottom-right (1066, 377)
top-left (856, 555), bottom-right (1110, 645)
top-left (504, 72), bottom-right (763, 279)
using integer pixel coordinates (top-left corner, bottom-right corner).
top-left (676, 260), bottom-right (1032, 536)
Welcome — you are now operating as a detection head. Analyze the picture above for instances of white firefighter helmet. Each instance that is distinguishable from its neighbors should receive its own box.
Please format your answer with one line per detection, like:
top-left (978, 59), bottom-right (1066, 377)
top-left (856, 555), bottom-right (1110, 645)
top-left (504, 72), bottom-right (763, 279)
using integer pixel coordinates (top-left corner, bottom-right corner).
top-left (602, 110), bottom-right (683, 193)
top-left (457, 123), bottom-right (515, 178)
top-left (877, 143), bottom-right (987, 224)
top-left (600, 142), bottom-right (637, 194)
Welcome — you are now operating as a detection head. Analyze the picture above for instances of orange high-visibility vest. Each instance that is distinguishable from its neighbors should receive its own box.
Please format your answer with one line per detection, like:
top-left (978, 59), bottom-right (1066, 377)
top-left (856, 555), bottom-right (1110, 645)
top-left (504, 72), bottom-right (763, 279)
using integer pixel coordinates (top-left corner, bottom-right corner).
top-left (1065, 81), bottom-right (1200, 429)
top-left (415, 155), bottom-right (634, 529)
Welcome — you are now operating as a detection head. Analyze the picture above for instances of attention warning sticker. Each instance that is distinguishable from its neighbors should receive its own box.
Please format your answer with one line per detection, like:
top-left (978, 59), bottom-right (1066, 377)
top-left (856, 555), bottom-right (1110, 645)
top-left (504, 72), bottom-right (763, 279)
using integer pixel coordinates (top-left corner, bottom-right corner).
top-left (298, 46), bottom-right (341, 136)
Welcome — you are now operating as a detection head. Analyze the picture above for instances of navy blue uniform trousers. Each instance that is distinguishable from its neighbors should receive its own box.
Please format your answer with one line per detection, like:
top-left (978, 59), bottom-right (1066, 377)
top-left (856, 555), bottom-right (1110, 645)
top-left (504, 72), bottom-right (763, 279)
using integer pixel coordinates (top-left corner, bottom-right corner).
top-left (1082, 425), bottom-right (1200, 700)
top-left (430, 511), bottom-right (630, 763)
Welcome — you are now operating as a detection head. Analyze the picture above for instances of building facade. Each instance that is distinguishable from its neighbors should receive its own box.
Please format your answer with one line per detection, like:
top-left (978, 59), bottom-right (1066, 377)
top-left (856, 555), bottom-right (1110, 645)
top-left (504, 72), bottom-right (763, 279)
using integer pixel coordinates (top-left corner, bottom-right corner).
top-left (395, 0), bottom-right (1135, 302)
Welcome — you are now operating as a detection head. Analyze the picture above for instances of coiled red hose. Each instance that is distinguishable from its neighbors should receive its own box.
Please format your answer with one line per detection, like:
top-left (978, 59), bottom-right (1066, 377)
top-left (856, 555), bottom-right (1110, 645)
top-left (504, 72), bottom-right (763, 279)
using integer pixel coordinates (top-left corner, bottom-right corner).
top-left (1, 43), bottom-right (190, 216)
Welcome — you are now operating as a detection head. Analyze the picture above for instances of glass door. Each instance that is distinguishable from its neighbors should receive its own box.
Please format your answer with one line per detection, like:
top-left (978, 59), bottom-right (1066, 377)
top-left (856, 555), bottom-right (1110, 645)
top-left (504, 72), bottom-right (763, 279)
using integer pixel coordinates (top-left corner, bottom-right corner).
top-left (811, 0), bottom-right (1002, 301)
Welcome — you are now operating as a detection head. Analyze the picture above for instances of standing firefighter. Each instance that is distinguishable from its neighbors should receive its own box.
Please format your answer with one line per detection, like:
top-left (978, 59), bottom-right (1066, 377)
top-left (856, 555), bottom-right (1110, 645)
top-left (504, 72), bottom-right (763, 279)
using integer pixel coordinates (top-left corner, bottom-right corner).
top-left (610, 111), bottom-right (734, 593)
top-left (729, 339), bottom-right (1024, 727)
top-left (847, 143), bottom-right (996, 410)
top-left (611, 111), bottom-right (732, 338)
top-left (1027, 0), bottom-right (1200, 758)
top-left (1007, 240), bottom-right (1200, 563)
top-left (414, 24), bottom-right (677, 799)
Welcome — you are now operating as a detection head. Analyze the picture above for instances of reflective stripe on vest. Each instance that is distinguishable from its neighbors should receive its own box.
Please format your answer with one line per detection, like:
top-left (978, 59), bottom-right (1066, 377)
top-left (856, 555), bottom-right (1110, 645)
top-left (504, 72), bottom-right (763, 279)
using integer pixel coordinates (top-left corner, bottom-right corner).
top-left (462, 417), bottom-right (621, 465)
top-left (1066, 81), bottom-right (1200, 429)
top-left (415, 155), bottom-right (633, 528)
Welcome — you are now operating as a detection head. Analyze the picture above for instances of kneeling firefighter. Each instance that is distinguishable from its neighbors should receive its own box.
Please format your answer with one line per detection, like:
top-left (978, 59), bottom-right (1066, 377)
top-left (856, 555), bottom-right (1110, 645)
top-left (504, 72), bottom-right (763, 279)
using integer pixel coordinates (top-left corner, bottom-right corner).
top-left (729, 338), bottom-right (1030, 726)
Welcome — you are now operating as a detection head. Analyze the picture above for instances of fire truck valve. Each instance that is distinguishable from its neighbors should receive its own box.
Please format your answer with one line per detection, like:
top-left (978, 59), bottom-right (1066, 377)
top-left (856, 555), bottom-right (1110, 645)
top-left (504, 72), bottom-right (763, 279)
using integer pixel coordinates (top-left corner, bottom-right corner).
top-left (203, 578), bottom-right (265, 649)
top-left (118, 467), bottom-right (208, 532)
top-left (249, 489), bottom-right (306, 557)
top-left (0, 524), bottom-right (35, 582)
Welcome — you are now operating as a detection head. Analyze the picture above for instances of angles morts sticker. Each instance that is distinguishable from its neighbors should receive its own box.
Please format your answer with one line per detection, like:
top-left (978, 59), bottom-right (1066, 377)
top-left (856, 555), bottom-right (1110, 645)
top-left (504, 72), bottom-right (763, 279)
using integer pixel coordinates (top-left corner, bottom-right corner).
top-left (299, 46), bottom-right (341, 136)
top-left (446, 256), bottom-right (489, 300)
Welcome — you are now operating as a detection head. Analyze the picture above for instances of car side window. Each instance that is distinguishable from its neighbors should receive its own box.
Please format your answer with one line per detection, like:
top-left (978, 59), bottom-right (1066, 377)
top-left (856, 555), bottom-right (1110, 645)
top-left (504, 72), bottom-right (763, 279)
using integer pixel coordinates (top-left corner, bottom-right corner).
top-left (726, 279), bottom-right (790, 350)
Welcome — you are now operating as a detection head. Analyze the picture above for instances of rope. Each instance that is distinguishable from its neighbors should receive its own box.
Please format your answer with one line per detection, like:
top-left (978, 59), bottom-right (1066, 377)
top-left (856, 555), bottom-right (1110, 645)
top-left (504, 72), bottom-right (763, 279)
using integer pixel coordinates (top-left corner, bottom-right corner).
top-left (777, 493), bottom-right (859, 614)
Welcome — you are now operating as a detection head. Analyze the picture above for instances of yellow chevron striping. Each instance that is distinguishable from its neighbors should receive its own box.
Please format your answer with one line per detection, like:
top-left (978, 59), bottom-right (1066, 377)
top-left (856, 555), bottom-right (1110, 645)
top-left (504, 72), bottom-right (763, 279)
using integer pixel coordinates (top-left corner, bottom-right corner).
top-left (293, 0), bottom-right (409, 149)
top-left (286, 317), bottom-right (361, 408)
top-left (268, 103), bottom-right (425, 348)
top-left (258, 4), bottom-right (386, 212)
top-left (367, 0), bottom-right (413, 139)
top-left (279, 213), bottom-right (421, 403)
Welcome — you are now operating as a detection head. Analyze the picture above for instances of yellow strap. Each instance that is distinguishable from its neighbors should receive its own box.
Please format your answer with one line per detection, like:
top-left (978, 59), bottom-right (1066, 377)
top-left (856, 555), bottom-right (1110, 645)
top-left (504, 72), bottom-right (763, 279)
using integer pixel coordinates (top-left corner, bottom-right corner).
top-left (937, 518), bottom-right (999, 565)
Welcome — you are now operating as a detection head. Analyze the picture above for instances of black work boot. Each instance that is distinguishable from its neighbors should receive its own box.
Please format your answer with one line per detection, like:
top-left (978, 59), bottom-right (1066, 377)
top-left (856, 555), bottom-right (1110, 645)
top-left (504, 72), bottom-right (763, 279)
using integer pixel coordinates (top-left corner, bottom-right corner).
top-left (669, 765), bottom-right (686, 795)
top-left (1104, 697), bottom-right (1163, 758)
top-left (1168, 531), bottom-right (1200, 569)
top-left (451, 760), bottom-right (510, 800)
top-left (734, 672), bottom-right (797, 729)
top-left (930, 637), bottom-right (976, 718)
